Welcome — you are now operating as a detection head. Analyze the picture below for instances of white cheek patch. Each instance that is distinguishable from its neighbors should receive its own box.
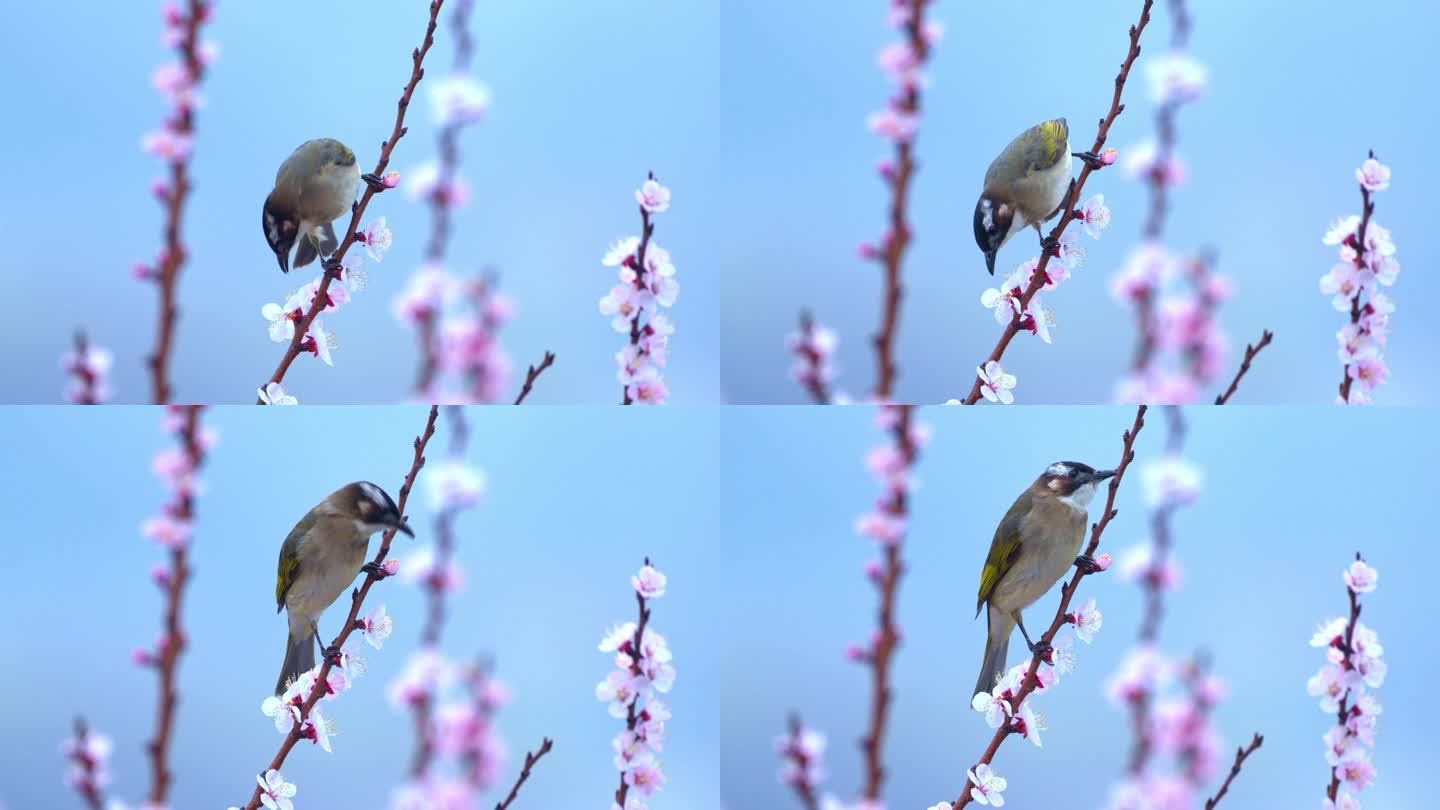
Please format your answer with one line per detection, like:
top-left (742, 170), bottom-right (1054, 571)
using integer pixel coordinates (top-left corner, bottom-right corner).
top-left (358, 481), bottom-right (386, 509)
top-left (1059, 482), bottom-right (1098, 511)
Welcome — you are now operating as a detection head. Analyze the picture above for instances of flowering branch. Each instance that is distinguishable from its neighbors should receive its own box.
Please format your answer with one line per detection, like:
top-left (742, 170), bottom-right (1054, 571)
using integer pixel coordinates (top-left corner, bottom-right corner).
top-left (788, 312), bottom-right (836, 404)
top-left (64, 717), bottom-right (110, 810)
top-left (1325, 153), bottom-right (1397, 403)
top-left (864, 0), bottom-right (938, 400)
top-left (1212, 329), bottom-right (1273, 404)
top-left (144, 0), bottom-right (214, 403)
top-left (961, 1), bottom-right (1152, 404)
top-left (1310, 554), bottom-right (1383, 805)
top-left (239, 405), bottom-right (438, 810)
top-left (599, 560), bottom-right (674, 806)
top-left (143, 406), bottom-right (208, 806)
top-left (257, 1), bottom-right (445, 402)
top-left (1203, 733), bottom-right (1263, 809)
top-left (64, 330), bottom-right (114, 404)
top-left (855, 405), bottom-right (923, 800)
top-left (600, 175), bottom-right (678, 404)
top-left (951, 405), bottom-right (1146, 808)
top-left (778, 714), bottom-right (823, 810)
top-left (493, 737), bottom-right (554, 810)
top-left (512, 351), bottom-right (556, 404)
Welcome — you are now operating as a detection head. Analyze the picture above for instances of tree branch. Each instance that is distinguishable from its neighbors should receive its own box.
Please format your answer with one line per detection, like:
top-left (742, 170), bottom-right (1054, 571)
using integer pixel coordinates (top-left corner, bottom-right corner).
top-left (493, 737), bottom-right (554, 810)
top-left (512, 351), bottom-right (556, 404)
top-left (1204, 733), bottom-right (1263, 809)
top-left (1213, 330), bottom-right (1273, 404)
top-left (962, 1), bottom-right (1153, 404)
top-left (239, 406), bottom-right (438, 810)
top-left (952, 406), bottom-right (1147, 807)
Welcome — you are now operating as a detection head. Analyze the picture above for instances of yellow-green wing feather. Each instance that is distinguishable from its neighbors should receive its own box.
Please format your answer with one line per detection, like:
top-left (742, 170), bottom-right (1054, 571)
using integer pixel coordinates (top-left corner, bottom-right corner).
top-left (983, 118), bottom-right (1069, 192)
top-left (275, 512), bottom-right (316, 611)
top-left (976, 489), bottom-right (1032, 615)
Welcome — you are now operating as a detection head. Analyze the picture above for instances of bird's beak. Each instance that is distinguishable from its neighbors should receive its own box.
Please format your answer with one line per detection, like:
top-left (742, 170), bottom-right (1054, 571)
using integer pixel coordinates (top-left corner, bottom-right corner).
top-left (277, 250), bottom-right (290, 274)
top-left (1089, 469), bottom-right (1117, 484)
top-left (390, 517), bottom-right (414, 537)
top-left (985, 250), bottom-right (997, 275)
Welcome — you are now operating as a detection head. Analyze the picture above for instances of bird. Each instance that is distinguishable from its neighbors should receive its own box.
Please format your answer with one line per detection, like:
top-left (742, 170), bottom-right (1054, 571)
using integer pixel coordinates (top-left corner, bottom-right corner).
top-left (261, 138), bottom-right (384, 274)
top-left (972, 461), bottom-right (1115, 698)
top-left (274, 481), bottom-right (413, 695)
top-left (972, 118), bottom-right (1106, 275)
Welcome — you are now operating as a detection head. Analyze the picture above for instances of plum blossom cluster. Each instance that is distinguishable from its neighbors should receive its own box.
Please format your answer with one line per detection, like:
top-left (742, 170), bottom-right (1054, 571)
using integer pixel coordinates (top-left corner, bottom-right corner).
top-left (63, 332), bottom-right (114, 404)
top-left (393, 268), bottom-right (515, 402)
top-left (1111, 22), bottom-right (1238, 405)
top-left (787, 313), bottom-right (839, 404)
top-left (1323, 156), bottom-right (1398, 404)
top-left (1110, 247), bottom-right (1232, 404)
top-left (138, 0), bottom-right (217, 403)
top-left (389, 654), bottom-right (512, 808)
top-left (259, 214), bottom-right (394, 399)
top-left (775, 717), bottom-right (827, 807)
top-left (601, 176), bottom-right (678, 405)
top-left (597, 562), bottom-right (675, 809)
top-left (1310, 556), bottom-right (1383, 808)
top-left (974, 193), bottom-right (1111, 404)
top-left (63, 720), bottom-right (112, 809)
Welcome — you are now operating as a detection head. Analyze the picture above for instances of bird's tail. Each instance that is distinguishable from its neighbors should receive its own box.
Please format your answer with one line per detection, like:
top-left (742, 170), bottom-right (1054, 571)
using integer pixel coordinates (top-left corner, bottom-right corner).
top-left (973, 607), bottom-right (1014, 699)
top-left (275, 629), bottom-right (315, 695)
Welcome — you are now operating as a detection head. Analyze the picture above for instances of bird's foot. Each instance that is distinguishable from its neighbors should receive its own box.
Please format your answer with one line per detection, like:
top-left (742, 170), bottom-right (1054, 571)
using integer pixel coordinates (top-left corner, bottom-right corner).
top-left (1075, 554), bottom-right (1104, 574)
top-left (361, 560), bottom-right (391, 579)
top-left (1039, 234), bottom-right (1059, 255)
top-left (322, 643), bottom-right (343, 665)
top-left (1027, 638), bottom-right (1053, 659)
top-left (320, 253), bottom-right (344, 279)
top-left (1073, 150), bottom-right (1108, 171)
top-left (362, 172), bottom-right (387, 192)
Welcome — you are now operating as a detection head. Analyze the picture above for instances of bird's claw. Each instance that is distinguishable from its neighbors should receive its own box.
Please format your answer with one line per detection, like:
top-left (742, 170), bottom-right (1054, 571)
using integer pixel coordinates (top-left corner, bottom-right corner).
top-left (1027, 639), bottom-right (1053, 659)
top-left (1073, 150), bottom-right (1107, 171)
top-left (1075, 554), bottom-right (1103, 574)
top-left (322, 644), bottom-right (342, 665)
top-left (361, 560), bottom-right (390, 579)
top-left (1040, 234), bottom-right (1059, 254)
top-left (320, 254), bottom-right (343, 279)
top-left (362, 172), bottom-right (387, 192)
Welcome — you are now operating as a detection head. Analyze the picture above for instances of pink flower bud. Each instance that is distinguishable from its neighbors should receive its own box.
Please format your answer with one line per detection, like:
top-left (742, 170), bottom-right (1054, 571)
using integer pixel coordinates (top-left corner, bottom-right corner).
top-left (857, 242), bottom-right (878, 261)
top-left (382, 170), bottom-right (401, 189)
top-left (383, 557), bottom-right (401, 576)
top-left (844, 642), bottom-right (866, 662)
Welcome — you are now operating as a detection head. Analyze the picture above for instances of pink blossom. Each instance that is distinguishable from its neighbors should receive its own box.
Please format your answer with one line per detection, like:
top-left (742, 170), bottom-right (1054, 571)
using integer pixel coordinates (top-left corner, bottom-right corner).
top-left (1077, 194), bottom-right (1111, 238)
top-left (1355, 158), bottom-right (1391, 192)
top-left (358, 604), bottom-right (393, 649)
top-left (141, 514), bottom-right (192, 550)
top-left (392, 264), bottom-right (456, 323)
top-left (359, 216), bottom-right (393, 261)
top-left (1344, 559), bottom-right (1378, 593)
top-left (867, 108), bottom-right (918, 143)
top-left (1145, 51), bottom-right (1208, 104)
top-left (141, 129), bottom-right (192, 161)
top-left (382, 170), bottom-right (401, 188)
top-left (1307, 663), bottom-right (1360, 713)
top-left (966, 763), bottom-right (1008, 806)
top-left (1067, 597), bottom-right (1103, 643)
top-left (635, 179), bottom-right (672, 214)
top-left (632, 565), bottom-right (668, 599)
top-left (977, 361), bottom-right (1016, 405)
top-left (429, 74), bottom-right (492, 126)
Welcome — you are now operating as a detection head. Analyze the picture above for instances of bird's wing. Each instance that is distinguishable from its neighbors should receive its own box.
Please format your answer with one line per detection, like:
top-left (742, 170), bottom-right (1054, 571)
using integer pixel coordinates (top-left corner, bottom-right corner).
top-left (983, 118), bottom-right (1069, 192)
top-left (275, 512), bottom-right (316, 612)
top-left (976, 490), bottom-right (1032, 615)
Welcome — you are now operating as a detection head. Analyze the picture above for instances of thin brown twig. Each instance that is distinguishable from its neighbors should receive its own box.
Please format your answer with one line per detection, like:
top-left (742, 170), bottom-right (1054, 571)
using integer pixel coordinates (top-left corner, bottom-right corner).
top-left (613, 557), bottom-right (656, 808)
top-left (962, 1), bottom-right (1154, 404)
top-left (494, 737), bottom-right (554, 810)
top-left (147, 0), bottom-right (209, 404)
top-left (622, 177), bottom-right (659, 405)
top-left (1213, 330), bottom-right (1273, 404)
top-left (68, 330), bottom-right (104, 405)
top-left (1338, 153), bottom-right (1378, 403)
top-left (512, 351), bottom-right (556, 404)
top-left (1204, 733), bottom-right (1264, 809)
top-left (781, 714), bottom-right (821, 810)
top-left (870, 0), bottom-right (932, 401)
top-left (859, 405), bottom-right (918, 800)
top-left (952, 405), bottom-right (1147, 808)
top-left (258, 1), bottom-right (446, 402)
top-left (147, 406), bottom-right (205, 805)
top-left (240, 406), bottom-right (439, 810)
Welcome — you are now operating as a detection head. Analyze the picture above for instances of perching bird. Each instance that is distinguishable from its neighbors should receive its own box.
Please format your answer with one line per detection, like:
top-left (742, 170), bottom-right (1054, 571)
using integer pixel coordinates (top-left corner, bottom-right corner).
top-left (262, 138), bottom-right (380, 273)
top-left (972, 461), bottom-right (1115, 698)
top-left (973, 118), bottom-right (1103, 275)
top-left (274, 481), bottom-right (413, 695)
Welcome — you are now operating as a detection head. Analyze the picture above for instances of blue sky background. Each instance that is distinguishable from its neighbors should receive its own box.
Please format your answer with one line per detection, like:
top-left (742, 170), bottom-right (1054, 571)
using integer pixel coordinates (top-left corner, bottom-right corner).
top-left (720, 0), bottom-right (1439, 403)
top-left (0, 406), bottom-right (718, 809)
top-left (0, 0), bottom-right (719, 403)
top-left (722, 406), bottom-right (1434, 809)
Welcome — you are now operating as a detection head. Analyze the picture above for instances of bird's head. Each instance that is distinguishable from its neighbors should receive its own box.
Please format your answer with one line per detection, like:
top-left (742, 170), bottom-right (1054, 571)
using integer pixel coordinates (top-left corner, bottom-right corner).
top-left (262, 194), bottom-right (299, 274)
top-left (1035, 461), bottom-right (1116, 510)
top-left (974, 192), bottom-right (1015, 275)
top-left (336, 481), bottom-right (413, 538)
